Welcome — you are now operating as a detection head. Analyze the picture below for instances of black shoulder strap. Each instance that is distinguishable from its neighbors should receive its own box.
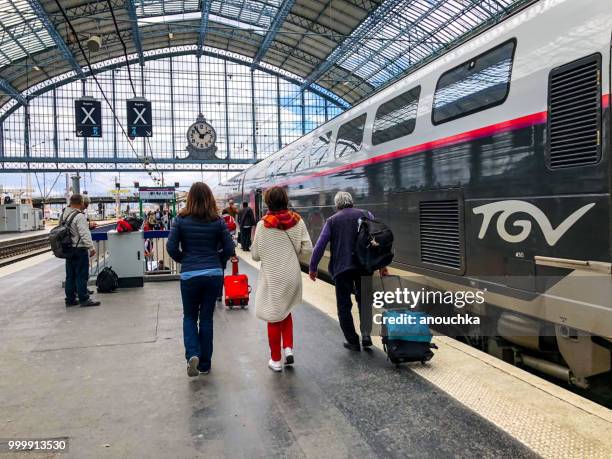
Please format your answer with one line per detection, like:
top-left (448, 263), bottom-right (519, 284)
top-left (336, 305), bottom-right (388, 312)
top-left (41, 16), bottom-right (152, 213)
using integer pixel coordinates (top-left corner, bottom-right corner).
top-left (65, 210), bottom-right (81, 226)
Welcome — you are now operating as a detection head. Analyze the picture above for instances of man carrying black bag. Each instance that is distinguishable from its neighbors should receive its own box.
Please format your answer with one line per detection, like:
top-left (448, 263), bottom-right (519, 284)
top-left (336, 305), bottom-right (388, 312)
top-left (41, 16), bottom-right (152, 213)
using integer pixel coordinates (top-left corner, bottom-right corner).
top-left (60, 194), bottom-right (101, 308)
top-left (309, 191), bottom-right (389, 351)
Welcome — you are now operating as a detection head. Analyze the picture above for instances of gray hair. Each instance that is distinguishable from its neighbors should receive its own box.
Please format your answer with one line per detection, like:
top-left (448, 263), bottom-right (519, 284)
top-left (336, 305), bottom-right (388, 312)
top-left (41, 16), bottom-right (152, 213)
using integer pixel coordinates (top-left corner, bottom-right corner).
top-left (334, 191), bottom-right (353, 210)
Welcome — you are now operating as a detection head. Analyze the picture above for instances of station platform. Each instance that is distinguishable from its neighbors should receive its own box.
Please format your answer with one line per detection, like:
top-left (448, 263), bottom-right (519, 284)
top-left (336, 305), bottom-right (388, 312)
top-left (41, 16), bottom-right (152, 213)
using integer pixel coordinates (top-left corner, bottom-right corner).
top-left (0, 251), bottom-right (611, 458)
top-left (0, 228), bottom-right (49, 242)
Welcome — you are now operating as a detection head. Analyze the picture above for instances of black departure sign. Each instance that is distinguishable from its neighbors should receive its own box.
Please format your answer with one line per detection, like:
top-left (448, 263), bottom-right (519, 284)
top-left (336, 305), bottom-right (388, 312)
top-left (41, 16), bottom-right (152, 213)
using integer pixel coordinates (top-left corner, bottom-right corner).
top-left (75, 97), bottom-right (102, 137)
top-left (127, 98), bottom-right (152, 138)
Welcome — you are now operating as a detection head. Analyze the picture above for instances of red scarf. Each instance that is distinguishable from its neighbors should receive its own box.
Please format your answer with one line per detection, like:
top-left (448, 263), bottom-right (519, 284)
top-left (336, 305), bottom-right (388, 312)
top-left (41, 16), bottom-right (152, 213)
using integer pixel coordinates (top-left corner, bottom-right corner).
top-left (262, 210), bottom-right (301, 230)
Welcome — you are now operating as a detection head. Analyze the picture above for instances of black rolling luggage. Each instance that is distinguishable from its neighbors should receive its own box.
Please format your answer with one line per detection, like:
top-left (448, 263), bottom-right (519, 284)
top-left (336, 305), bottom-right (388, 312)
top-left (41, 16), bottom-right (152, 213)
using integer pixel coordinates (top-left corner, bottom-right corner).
top-left (381, 309), bottom-right (438, 365)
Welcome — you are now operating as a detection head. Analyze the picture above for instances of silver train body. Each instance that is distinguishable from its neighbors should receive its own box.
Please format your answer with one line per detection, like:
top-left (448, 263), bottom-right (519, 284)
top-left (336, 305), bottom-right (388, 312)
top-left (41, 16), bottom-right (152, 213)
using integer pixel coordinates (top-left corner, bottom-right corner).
top-left (215, 0), bottom-right (612, 391)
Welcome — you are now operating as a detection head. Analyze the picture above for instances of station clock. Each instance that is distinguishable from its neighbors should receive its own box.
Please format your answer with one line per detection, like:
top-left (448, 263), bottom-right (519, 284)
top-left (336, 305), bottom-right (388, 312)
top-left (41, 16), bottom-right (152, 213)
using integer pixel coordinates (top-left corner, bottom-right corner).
top-left (184, 113), bottom-right (218, 160)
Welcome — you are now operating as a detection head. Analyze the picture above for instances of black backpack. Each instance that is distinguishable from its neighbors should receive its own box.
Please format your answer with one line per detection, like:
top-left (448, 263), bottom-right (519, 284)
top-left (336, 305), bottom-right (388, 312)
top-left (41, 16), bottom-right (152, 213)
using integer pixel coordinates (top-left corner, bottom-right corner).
top-left (49, 211), bottom-right (81, 259)
top-left (96, 267), bottom-right (119, 293)
top-left (355, 212), bottom-right (394, 274)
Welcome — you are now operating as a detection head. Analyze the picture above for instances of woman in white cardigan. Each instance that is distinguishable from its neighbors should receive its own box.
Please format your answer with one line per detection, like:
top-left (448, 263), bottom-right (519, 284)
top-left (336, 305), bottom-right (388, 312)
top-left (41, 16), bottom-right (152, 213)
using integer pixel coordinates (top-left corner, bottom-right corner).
top-left (251, 186), bottom-right (312, 372)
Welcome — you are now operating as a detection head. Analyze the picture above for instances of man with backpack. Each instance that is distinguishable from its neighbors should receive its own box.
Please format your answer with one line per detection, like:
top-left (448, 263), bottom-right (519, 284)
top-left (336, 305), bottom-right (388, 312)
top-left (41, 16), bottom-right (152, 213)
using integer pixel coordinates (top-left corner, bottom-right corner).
top-left (61, 194), bottom-right (101, 308)
top-left (309, 191), bottom-right (389, 351)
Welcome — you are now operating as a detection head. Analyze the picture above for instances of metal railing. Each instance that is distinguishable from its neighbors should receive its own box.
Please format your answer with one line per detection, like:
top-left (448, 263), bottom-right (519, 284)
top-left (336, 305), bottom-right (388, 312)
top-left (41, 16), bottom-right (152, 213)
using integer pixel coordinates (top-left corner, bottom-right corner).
top-left (90, 229), bottom-right (179, 280)
top-left (142, 230), bottom-right (180, 277)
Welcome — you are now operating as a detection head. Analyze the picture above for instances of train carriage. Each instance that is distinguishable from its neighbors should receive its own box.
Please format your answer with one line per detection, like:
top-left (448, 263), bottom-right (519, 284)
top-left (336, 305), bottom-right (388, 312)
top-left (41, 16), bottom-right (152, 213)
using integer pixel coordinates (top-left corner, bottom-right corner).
top-left (214, 0), bottom-right (612, 393)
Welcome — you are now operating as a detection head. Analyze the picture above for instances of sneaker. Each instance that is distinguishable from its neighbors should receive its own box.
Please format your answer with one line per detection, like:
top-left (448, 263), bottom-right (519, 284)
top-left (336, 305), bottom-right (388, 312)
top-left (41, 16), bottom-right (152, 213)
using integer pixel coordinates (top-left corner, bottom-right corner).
top-left (362, 336), bottom-right (373, 348)
top-left (268, 359), bottom-right (282, 372)
top-left (199, 369), bottom-right (210, 375)
top-left (343, 342), bottom-right (361, 352)
top-left (65, 299), bottom-right (79, 307)
top-left (187, 356), bottom-right (199, 377)
top-left (88, 289), bottom-right (94, 295)
top-left (284, 347), bottom-right (294, 366)
top-left (80, 299), bottom-right (101, 307)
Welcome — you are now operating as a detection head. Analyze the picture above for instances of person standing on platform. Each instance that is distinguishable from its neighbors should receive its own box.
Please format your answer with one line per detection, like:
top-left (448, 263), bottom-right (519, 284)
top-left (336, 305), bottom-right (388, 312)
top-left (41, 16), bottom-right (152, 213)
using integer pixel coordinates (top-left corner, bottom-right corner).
top-left (224, 199), bottom-right (238, 219)
top-left (167, 182), bottom-right (235, 377)
top-left (309, 191), bottom-right (387, 351)
top-left (237, 201), bottom-right (255, 251)
top-left (251, 187), bottom-right (312, 372)
top-left (62, 194), bottom-right (101, 308)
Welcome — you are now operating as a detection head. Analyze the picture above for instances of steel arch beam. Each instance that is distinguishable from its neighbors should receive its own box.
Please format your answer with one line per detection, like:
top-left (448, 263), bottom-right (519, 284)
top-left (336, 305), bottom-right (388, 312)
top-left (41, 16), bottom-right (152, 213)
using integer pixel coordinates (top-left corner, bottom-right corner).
top-left (251, 0), bottom-right (296, 69)
top-left (0, 78), bottom-right (27, 105)
top-left (126, 0), bottom-right (145, 67)
top-left (0, 47), bottom-right (350, 123)
top-left (300, 0), bottom-right (404, 91)
top-left (25, 0), bottom-right (85, 79)
top-left (196, 0), bottom-right (212, 59)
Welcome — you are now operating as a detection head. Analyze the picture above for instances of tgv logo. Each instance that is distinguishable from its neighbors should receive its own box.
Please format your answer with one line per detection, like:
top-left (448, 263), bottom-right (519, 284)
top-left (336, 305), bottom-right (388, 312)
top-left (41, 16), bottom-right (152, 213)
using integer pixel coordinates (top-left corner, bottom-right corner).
top-left (472, 200), bottom-right (595, 246)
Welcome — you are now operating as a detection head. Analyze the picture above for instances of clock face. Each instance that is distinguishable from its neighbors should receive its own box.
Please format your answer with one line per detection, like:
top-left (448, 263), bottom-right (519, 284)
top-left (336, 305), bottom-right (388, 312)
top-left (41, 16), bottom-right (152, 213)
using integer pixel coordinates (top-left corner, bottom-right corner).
top-left (187, 121), bottom-right (216, 150)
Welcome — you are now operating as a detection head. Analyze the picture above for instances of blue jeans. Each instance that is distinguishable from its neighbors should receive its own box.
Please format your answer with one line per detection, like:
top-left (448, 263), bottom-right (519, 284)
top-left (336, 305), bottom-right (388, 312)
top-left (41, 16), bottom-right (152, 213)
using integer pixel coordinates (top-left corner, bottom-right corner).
top-left (65, 248), bottom-right (90, 303)
top-left (180, 275), bottom-right (223, 371)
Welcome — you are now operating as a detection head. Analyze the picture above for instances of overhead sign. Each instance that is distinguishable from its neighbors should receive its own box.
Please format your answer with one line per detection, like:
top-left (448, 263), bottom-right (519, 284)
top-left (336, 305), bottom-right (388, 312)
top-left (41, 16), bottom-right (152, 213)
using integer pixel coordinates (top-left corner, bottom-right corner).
top-left (75, 97), bottom-right (102, 137)
top-left (138, 187), bottom-right (175, 201)
top-left (127, 98), bottom-right (152, 138)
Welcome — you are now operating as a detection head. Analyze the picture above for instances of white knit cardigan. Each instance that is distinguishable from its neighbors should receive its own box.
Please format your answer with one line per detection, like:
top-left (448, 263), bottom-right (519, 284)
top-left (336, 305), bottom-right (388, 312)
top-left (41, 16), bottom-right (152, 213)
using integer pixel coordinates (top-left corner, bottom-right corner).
top-left (251, 218), bottom-right (312, 323)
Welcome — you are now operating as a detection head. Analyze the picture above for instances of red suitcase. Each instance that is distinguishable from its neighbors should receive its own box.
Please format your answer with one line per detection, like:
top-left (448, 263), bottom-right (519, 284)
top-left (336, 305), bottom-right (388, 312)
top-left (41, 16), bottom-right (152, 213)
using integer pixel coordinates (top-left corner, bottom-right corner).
top-left (224, 258), bottom-right (250, 308)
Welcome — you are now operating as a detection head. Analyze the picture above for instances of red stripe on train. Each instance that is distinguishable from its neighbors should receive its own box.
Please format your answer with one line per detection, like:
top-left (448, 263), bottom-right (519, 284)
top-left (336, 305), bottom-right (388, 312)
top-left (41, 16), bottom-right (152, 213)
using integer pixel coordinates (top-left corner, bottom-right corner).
top-left (280, 111), bottom-right (548, 187)
top-left (278, 93), bottom-right (610, 188)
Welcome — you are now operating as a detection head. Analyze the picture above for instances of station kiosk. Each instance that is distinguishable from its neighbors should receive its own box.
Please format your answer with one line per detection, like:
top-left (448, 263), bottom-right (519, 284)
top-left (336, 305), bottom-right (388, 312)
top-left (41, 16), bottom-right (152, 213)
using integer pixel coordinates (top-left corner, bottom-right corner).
top-left (105, 230), bottom-right (145, 287)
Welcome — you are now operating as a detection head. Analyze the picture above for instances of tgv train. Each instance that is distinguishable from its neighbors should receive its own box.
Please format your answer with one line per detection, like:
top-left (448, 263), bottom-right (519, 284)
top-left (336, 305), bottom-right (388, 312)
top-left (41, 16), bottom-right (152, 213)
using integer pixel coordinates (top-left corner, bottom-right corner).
top-left (215, 0), bottom-right (612, 392)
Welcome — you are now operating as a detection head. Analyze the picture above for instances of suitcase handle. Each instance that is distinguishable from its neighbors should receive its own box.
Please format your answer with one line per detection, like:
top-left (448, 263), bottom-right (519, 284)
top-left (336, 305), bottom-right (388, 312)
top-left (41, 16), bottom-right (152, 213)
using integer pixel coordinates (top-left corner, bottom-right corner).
top-left (231, 256), bottom-right (239, 275)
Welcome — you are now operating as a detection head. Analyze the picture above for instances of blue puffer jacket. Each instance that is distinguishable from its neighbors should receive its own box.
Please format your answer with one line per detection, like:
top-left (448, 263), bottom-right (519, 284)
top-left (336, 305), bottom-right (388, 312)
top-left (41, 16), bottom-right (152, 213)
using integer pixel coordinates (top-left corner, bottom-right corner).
top-left (166, 215), bottom-right (235, 273)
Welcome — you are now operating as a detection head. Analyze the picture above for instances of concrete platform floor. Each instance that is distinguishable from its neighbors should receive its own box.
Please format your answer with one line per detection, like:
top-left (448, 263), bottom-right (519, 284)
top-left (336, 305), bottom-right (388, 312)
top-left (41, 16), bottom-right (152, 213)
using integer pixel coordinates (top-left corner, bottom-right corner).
top-left (0, 255), bottom-right (537, 458)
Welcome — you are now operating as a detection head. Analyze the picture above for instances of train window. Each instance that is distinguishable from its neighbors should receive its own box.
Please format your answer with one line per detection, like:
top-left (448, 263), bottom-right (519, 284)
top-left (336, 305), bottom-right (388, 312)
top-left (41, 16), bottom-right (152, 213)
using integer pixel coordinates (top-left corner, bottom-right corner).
top-left (432, 39), bottom-right (516, 125)
top-left (275, 155), bottom-right (291, 176)
top-left (310, 131), bottom-right (332, 166)
top-left (372, 86), bottom-right (421, 145)
top-left (292, 142), bottom-right (311, 173)
top-left (335, 114), bottom-right (367, 158)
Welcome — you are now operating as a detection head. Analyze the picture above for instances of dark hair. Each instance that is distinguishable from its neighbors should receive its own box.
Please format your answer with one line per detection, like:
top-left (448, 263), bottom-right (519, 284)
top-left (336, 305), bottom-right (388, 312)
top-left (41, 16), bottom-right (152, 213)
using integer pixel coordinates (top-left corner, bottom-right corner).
top-left (179, 182), bottom-right (218, 222)
top-left (69, 194), bottom-right (84, 206)
top-left (242, 201), bottom-right (248, 208)
top-left (264, 186), bottom-right (288, 212)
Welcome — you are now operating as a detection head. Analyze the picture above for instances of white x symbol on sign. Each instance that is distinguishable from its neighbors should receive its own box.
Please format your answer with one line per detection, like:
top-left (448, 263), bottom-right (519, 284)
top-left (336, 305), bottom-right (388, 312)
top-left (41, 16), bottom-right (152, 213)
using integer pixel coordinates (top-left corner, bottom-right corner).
top-left (81, 106), bottom-right (96, 124)
top-left (133, 107), bottom-right (147, 124)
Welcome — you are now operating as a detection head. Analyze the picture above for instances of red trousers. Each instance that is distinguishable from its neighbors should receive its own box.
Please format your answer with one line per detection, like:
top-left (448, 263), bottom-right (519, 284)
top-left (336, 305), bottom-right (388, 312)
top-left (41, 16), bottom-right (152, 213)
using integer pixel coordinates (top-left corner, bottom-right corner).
top-left (267, 314), bottom-right (293, 361)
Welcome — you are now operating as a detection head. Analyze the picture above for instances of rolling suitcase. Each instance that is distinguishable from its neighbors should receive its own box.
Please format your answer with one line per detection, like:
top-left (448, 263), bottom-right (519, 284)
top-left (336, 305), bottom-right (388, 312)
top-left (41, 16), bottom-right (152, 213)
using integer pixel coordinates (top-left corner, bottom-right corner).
top-left (224, 258), bottom-right (250, 309)
top-left (381, 309), bottom-right (438, 365)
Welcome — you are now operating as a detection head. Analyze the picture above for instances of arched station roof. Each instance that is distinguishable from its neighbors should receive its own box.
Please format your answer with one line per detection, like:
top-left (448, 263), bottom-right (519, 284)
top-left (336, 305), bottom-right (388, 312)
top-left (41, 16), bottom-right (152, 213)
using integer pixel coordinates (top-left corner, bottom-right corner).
top-left (0, 0), bottom-right (532, 109)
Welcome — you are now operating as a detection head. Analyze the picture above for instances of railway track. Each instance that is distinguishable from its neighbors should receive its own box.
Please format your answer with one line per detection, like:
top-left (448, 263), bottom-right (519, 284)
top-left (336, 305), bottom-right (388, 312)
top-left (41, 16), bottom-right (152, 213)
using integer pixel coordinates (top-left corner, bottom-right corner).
top-left (0, 234), bottom-right (51, 267)
top-left (0, 222), bottom-right (117, 268)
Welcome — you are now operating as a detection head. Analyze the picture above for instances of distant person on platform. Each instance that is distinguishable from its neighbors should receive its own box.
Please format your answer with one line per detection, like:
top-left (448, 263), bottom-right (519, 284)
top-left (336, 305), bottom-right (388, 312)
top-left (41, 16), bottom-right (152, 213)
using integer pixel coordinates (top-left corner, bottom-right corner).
top-left (147, 211), bottom-right (156, 228)
top-left (62, 194), bottom-right (101, 308)
top-left (309, 191), bottom-right (387, 351)
top-left (237, 201), bottom-right (255, 251)
top-left (82, 196), bottom-right (97, 230)
top-left (224, 199), bottom-right (238, 219)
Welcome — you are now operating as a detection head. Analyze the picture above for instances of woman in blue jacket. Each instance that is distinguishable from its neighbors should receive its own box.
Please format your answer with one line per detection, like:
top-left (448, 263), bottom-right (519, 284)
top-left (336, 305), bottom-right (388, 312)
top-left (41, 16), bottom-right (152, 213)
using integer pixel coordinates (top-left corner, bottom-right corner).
top-left (167, 182), bottom-right (235, 377)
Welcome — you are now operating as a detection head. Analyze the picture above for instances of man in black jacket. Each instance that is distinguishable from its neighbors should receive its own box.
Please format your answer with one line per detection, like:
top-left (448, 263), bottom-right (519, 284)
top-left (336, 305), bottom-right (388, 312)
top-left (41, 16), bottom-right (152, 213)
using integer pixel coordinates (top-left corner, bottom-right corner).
top-left (237, 202), bottom-right (255, 251)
